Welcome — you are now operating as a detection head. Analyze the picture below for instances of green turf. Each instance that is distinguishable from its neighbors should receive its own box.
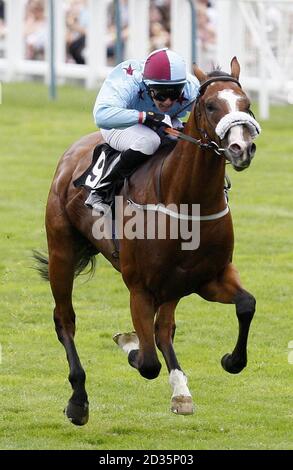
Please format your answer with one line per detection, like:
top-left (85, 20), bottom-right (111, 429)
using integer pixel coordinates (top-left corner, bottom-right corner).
top-left (0, 81), bottom-right (292, 450)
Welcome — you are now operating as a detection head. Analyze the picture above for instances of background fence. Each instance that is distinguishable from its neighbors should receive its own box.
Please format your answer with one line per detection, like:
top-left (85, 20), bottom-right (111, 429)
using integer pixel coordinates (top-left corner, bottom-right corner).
top-left (0, 0), bottom-right (292, 118)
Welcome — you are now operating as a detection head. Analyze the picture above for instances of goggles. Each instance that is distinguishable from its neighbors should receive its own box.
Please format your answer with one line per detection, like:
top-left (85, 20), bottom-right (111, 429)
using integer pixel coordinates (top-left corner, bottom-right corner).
top-left (148, 84), bottom-right (184, 102)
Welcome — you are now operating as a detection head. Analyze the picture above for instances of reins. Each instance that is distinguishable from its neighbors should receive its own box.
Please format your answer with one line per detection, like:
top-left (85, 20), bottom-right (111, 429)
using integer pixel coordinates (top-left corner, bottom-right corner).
top-left (164, 127), bottom-right (226, 156)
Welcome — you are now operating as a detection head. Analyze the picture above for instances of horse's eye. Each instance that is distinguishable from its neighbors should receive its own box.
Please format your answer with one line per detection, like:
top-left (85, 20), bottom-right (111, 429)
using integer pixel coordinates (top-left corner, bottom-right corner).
top-left (206, 103), bottom-right (216, 112)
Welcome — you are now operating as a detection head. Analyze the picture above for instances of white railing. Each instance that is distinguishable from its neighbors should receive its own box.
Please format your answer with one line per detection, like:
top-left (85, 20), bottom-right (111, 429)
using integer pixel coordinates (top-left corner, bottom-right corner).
top-left (1, 0), bottom-right (111, 88)
top-left (215, 0), bottom-right (293, 118)
top-left (1, 0), bottom-right (292, 119)
top-left (0, 0), bottom-right (195, 88)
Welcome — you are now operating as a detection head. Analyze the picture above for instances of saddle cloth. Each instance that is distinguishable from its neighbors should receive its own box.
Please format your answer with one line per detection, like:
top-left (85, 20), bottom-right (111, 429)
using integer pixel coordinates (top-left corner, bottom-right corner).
top-left (73, 143), bottom-right (120, 193)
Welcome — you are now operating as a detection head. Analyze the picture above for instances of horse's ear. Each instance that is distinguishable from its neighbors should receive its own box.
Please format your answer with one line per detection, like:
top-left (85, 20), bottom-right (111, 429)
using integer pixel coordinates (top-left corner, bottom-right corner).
top-left (230, 56), bottom-right (240, 80)
top-left (193, 63), bottom-right (207, 84)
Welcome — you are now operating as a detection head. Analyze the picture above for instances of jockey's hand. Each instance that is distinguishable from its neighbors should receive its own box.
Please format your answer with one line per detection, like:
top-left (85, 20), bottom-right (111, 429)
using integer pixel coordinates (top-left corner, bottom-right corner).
top-left (143, 112), bottom-right (172, 131)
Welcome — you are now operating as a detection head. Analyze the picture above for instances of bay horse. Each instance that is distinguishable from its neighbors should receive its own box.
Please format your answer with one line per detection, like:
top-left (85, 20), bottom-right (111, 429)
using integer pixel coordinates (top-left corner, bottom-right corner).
top-left (35, 57), bottom-right (260, 425)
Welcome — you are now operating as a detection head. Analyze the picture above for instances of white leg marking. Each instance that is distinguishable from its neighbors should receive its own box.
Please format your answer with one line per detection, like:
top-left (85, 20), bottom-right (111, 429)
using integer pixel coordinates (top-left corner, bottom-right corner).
top-left (169, 369), bottom-right (191, 398)
top-left (113, 332), bottom-right (139, 354)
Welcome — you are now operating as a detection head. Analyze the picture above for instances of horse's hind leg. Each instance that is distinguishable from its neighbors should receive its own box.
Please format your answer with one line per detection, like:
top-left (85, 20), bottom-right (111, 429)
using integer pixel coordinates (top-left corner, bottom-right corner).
top-left (48, 223), bottom-right (89, 426)
top-left (198, 262), bottom-right (256, 374)
top-left (155, 301), bottom-right (194, 415)
top-left (114, 289), bottom-right (161, 380)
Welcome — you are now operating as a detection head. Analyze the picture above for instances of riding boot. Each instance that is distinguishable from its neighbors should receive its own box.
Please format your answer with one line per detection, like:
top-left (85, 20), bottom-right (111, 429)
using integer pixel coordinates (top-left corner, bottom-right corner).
top-left (85, 148), bottom-right (151, 212)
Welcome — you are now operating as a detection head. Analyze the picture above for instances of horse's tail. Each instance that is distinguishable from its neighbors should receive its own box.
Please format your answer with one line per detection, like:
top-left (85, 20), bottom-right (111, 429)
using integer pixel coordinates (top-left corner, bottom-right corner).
top-left (33, 242), bottom-right (97, 281)
top-left (33, 250), bottom-right (49, 280)
top-left (74, 242), bottom-right (97, 279)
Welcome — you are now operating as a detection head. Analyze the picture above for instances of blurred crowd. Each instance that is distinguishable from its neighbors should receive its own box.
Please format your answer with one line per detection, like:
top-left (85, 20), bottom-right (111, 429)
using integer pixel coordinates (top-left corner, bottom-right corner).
top-left (0, 0), bottom-right (217, 64)
top-left (0, 0), bottom-right (5, 58)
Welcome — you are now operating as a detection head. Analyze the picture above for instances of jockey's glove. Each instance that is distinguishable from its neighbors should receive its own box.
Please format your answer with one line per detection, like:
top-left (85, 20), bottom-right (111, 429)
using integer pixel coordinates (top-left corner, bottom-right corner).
top-left (143, 112), bottom-right (172, 130)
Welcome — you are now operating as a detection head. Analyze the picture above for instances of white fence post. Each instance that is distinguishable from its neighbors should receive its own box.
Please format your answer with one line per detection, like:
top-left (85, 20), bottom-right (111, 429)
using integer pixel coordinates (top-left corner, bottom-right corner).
top-left (86, 0), bottom-right (108, 88)
top-left (55, 0), bottom-right (66, 67)
top-left (216, 0), bottom-right (270, 119)
top-left (258, 1), bottom-right (269, 120)
top-left (52, 0), bottom-right (66, 85)
top-left (216, 0), bottom-right (245, 72)
top-left (126, 0), bottom-right (149, 60)
top-left (170, 0), bottom-right (192, 72)
top-left (6, 0), bottom-right (25, 81)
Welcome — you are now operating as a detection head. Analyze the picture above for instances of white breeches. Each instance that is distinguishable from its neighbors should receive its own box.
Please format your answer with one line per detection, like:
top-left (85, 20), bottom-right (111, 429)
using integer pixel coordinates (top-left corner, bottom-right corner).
top-left (100, 124), bottom-right (161, 155)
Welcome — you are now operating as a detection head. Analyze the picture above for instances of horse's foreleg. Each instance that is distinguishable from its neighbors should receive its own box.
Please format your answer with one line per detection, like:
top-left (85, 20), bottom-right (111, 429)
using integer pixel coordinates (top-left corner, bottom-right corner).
top-left (155, 301), bottom-right (194, 415)
top-left (129, 290), bottom-right (162, 379)
top-left (198, 263), bottom-right (256, 374)
top-left (115, 290), bottom-right (161, 379)
top-left (48, 233), bottom-right (89, 426)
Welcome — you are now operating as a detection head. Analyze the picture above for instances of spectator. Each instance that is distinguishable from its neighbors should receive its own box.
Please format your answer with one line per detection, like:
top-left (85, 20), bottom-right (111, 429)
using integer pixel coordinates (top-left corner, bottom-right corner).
top-left (0, 0), bottom-right (6, 53)
top-left (0, 0), bottom-right (6, 39)
top-left (197, 0), bottom-right (216, 48)
top-left (150, 22), bottom-right (170, 50)
top-left (0, 0), bottom-right (4, 21)
top-left (24, 0), bottom-right (46, 60)
top-left (149, 0), bottom-right (170, 51)
top-left (196, 0), bottom-right (216, 69)
top-left (106, 0), bottom-right (128, 65)
top-left (66, 0), bottom-right (89, 64)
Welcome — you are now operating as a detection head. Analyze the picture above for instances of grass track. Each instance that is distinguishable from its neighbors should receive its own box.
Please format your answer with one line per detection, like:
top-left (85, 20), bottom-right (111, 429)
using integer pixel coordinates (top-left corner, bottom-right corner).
top-left (0, 82), bottom-right (292, 450)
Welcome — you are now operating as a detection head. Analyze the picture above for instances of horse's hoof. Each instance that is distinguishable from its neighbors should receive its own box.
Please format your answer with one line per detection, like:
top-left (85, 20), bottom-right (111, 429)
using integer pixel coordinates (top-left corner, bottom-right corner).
top-left (171, 396), bottom-right (194, 415)
top-left (64, 400), bottom-right (89, 426)
top-left (113, 331), bottom-right (139, 352)
top-left (221, 353), bottom-right (246, 374)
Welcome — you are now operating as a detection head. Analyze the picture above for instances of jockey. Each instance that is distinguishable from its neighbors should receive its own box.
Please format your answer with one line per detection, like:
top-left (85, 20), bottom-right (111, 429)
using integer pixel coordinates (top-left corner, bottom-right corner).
top-left (85, 48), bottom-right (200, 211)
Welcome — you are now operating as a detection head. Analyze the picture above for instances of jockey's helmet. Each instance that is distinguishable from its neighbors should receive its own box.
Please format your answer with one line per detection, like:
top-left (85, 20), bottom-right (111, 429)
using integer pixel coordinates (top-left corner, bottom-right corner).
top-left (143, 48), bottom-right (187, 87)
top-left (143, 48), bottom-right (187, 102)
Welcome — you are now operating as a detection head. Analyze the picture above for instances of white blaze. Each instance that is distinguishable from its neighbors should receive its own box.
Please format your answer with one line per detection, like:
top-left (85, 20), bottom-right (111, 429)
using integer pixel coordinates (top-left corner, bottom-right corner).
top-left (218, 89), bottom-right (240, 112)
top-left (217, 89), bottom-right (244, 143)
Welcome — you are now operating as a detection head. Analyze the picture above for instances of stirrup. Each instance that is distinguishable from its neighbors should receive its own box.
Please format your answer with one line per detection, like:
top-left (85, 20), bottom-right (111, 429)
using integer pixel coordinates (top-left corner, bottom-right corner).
top-left (85, 191), bottom-right (109, 214)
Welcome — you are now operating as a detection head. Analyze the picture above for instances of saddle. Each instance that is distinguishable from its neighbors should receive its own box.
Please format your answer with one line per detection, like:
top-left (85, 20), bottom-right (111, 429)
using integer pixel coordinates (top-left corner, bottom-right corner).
top-left (74, 138), bottom-right (177, 208)
top-left (72, 139), bottom-right (186, 259)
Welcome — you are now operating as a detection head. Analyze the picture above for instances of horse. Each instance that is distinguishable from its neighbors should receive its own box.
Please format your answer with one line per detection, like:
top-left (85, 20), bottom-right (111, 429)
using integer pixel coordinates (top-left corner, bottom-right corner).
top-left (35, 57), bottom-right (261, 425)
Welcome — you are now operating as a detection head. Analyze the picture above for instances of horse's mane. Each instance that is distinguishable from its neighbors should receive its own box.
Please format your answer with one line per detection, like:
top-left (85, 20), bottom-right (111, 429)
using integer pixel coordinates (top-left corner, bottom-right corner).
top-left (207, 68), bottom-right (231, 78)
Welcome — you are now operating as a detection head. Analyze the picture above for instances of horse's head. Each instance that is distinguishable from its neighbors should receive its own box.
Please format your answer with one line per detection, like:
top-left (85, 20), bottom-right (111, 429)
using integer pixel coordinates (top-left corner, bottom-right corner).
top-left (193, 57), bottom-right (261, 171)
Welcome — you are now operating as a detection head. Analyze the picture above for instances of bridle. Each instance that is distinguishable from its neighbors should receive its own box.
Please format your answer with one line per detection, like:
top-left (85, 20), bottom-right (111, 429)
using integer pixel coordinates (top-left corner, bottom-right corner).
top-left (197, 76), bottom-right (242, 97)
top-left (196, 76), bottom-right (243, 157)
top-left (168, 76), bottom-right (243, 157)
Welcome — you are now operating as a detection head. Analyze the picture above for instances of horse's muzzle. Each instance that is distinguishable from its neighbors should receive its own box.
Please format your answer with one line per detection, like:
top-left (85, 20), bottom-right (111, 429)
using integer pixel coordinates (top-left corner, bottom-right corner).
top-left (226, 142), bottom-right (256, 171)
